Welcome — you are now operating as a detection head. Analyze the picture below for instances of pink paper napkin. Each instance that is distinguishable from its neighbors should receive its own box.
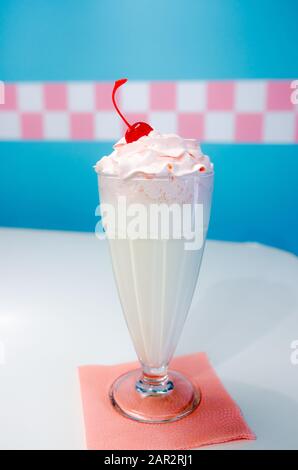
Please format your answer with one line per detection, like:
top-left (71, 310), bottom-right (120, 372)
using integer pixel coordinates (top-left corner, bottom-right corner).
top-left (78, 353), bottom-right (255, 450)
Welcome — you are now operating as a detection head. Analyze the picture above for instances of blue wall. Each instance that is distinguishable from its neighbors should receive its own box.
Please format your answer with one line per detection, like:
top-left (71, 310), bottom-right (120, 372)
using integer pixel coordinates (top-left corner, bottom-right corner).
top-left (1, 0), bottom-right (297, 80)
top-left (0, 0), bottom-right (298, 253)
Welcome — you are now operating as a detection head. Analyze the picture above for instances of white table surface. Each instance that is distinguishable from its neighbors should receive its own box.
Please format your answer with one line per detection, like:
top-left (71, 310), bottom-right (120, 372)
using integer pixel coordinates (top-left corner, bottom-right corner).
top-left (0, 228), bottom-right (297, 450)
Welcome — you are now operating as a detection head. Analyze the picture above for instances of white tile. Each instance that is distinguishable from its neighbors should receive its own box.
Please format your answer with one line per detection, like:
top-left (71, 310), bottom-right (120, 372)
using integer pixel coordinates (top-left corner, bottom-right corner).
top-left (0, 112), bottom-right (20, 139)
top-left (68, 82), bottom-right (95, 111)
top-left (264, 112), bottom-right (295, 143)
top-left (18, 83), bottom-right (43, 111)
top-left (205, 112), bottom-right (235, 142)
top-left (44, 112), bottom-right (70, 139)
top-left (148, 112), bottom-right (177, 134)
top-left (235, 81), bottom-right (266, 112)
top-left (177, 81), bottom-right (206, 111)
top-left (121, 82), bottom-right (149, 112)
top-left (95, 111), bottom-right (122, 140)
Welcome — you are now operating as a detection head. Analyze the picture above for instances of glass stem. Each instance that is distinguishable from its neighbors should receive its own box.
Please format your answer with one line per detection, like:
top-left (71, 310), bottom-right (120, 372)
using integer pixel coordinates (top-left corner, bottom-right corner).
top-left (136, 365), bottom-right (174, 396)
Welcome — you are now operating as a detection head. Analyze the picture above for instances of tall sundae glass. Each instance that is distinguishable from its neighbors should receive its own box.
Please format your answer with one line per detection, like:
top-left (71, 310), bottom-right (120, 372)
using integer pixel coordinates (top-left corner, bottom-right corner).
top-left (95, 80), bottom-right (214, 423)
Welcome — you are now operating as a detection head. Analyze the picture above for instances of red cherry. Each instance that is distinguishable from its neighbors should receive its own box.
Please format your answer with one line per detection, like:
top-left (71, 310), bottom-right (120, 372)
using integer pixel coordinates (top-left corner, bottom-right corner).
top-left (112, 78), bottom-right (153, 143)
top-left (125, 121), bottom-right (153, 143)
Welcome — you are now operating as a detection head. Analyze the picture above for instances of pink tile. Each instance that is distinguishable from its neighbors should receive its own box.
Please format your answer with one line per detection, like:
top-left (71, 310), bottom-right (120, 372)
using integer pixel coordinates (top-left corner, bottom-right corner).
top-left (95, 82), bottom-right (114, 110)
top-left (120, 113), bottom-right (149, 135)
top-left (70, 113), bottom-right (94, 140)
top-left (150, 82), bottom-right (176, 110)
top-left (267, 81), bottom-right (293, 110)
top-left (235, 113), bottom-right (263, 142)
top-left (207, 81), bottom-right (235, 110)
top-left (21, 113), bottom-right (43, 140)
top-left (178, 113), bottom-right (204, 139)
top-left (44, 83), bottom-right (67, 110)
top-left (0, 84), bottom-right (17, 110)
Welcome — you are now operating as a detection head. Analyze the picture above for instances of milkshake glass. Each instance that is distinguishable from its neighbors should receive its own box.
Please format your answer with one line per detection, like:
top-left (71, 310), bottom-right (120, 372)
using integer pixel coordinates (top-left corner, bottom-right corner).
top-left (98, 168), bottom-right (213, 423)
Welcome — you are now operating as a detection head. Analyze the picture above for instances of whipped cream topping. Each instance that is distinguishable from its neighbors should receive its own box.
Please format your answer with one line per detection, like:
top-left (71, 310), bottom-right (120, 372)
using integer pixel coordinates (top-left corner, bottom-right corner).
top-left (95, 130), bottom-right (213, 179)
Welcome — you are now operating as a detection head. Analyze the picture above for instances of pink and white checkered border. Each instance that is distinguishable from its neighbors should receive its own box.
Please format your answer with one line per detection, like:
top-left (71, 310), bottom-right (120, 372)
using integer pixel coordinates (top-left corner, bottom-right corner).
top-left (0, 80), bottom-right (297, 142)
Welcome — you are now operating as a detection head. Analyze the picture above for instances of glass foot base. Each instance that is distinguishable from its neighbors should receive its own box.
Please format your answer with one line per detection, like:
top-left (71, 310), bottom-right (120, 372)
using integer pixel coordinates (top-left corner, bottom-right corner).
top-left (109, 369), bottom-right (200, 423)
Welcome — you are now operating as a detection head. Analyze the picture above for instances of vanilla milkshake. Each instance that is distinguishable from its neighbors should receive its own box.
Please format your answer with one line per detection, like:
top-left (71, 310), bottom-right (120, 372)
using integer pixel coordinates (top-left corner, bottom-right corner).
top-left (94, 79), bottom-right (213, 423)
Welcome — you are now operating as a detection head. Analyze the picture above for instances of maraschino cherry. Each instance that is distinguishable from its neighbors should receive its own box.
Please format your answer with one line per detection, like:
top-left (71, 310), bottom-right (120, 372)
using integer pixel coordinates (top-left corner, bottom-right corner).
top-left (112, 78), bottom-right (153, 143)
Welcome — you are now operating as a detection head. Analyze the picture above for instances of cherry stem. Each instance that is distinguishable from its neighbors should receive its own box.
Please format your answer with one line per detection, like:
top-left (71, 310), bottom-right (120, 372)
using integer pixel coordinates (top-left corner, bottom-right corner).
top-left (112, 79), bottom-right (132, 129)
